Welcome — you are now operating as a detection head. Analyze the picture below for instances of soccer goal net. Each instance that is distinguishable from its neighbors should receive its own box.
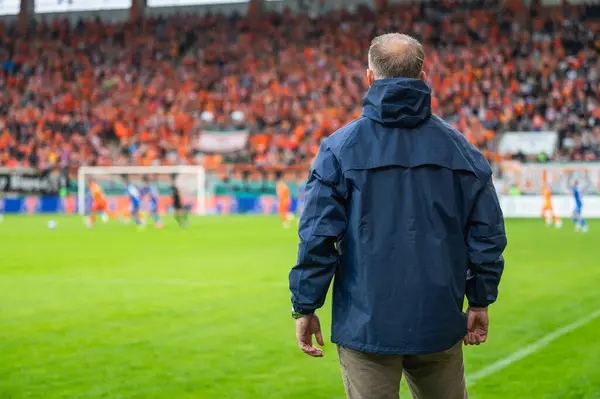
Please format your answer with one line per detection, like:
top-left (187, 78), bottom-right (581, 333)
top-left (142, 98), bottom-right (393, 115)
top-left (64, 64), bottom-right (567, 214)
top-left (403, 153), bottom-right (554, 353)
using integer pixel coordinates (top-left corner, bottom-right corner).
top-left (77, 166), bottom-right (207, 216)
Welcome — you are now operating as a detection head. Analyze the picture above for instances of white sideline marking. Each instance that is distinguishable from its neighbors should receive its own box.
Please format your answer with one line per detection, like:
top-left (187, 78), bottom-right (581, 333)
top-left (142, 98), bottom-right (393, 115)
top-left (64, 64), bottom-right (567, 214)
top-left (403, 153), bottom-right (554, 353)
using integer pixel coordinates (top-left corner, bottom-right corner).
top-left (5, 276), bottom-right (287, 289)
top-left (467, 308), bottom-right (600, 386)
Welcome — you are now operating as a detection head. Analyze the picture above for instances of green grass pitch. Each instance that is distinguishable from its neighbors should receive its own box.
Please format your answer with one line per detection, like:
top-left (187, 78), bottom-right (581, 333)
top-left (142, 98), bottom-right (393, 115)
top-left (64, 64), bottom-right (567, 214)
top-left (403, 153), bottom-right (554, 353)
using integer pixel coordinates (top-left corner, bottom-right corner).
top-left (1, 215), bottom-right (600, 399)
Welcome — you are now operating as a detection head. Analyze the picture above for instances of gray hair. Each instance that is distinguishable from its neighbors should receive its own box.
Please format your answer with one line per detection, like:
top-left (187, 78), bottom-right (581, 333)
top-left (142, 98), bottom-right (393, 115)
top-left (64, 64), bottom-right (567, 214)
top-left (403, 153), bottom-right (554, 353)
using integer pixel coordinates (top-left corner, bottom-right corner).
top-left (368, 33), bottom-right (425, 80)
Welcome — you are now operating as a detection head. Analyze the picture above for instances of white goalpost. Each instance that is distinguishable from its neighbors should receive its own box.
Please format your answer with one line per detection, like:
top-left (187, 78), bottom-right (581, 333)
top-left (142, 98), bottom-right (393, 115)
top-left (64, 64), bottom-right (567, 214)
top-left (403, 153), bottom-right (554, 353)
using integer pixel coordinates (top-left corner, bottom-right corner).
top-left (77, 166), bottom-right (207, 216)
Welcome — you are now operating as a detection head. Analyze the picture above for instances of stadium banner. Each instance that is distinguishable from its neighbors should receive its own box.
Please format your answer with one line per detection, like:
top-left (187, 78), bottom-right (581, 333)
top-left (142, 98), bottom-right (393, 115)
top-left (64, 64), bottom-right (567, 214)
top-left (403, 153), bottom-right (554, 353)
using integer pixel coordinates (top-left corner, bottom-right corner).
top-left (148, 0), bottom-right (250, 7)
top-left (498, 161), bottom-right (600, 195)
top-left (498, 131), bottom-right (558, 156)
top-left (3, 194), bottom-right (599, 219)
top-left (499, 195), bottom-right (600, 218)
top-left (0, 170), bottom-right (65, 196)
top-left (197, 129), bottom-right (249, 153)
top-left (0, 195), bottom-right (299, 215)
top-left (0, 0), bottom-right (20, 15)
top-left (35, 0), bottom-right (131, 13)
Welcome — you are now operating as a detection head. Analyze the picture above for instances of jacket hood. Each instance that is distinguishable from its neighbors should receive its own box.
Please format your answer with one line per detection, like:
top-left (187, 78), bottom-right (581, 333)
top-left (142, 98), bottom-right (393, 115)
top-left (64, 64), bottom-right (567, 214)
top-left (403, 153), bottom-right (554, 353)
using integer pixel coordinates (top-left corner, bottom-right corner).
top-left (362, 78), bottom-right (432, 128)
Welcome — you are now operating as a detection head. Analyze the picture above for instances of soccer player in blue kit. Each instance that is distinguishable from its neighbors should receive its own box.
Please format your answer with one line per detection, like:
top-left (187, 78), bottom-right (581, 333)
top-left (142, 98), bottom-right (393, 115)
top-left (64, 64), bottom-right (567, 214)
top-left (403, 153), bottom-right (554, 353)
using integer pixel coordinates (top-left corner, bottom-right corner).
top-left (123, 175), bottom-right (143, 227)
top-left (142, 176), bottom-right (163, 229)
top-left (572, 180), bottom-right (589, 233)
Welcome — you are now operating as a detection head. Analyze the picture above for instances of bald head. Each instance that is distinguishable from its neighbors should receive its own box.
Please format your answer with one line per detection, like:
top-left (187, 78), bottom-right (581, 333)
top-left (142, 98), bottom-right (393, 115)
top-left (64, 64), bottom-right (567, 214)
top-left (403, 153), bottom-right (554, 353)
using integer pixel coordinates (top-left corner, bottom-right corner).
top-left (368, 33), bottom-right (425, 80)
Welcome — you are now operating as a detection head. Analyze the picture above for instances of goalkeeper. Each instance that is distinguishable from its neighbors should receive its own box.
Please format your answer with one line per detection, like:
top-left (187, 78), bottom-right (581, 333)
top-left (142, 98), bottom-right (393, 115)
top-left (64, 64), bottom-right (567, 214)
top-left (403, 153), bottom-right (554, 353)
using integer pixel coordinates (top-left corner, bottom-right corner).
top-left (171, 175), bottom-right (191, 228)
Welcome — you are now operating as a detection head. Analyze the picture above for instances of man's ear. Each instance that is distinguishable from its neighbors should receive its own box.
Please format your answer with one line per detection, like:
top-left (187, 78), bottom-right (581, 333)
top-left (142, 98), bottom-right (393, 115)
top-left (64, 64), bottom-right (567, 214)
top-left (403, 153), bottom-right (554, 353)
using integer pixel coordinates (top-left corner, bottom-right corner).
top-left (366, 69), bottom-right (375, 87)
top-left (419, 70), bottom-right (427, 81)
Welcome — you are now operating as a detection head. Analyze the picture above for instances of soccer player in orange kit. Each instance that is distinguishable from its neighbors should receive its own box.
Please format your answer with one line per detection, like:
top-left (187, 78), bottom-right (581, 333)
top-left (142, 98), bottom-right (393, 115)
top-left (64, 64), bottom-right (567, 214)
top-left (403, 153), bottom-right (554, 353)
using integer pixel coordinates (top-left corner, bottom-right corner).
top-left (276, 174), bottom-right (292, 228)
top-left (541, 182), bottom-right (561, 228)
top-left (87, 178), bottom-right (114, 228)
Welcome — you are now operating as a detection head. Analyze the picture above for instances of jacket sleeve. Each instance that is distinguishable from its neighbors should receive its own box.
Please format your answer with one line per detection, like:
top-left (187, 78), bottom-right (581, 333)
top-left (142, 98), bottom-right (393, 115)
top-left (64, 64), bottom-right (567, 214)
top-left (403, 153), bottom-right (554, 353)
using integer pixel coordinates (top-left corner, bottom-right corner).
top-left (289, 142), bottom-right (347, 315)
top-left (466, 176), bottom-right (507, 308)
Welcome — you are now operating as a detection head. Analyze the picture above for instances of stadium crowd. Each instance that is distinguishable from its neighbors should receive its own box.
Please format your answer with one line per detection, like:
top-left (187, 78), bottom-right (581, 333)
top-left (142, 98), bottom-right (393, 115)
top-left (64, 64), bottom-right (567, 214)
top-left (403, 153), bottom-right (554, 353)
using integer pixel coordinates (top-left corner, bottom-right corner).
top-left (0, 1), bottom-right (599, 175)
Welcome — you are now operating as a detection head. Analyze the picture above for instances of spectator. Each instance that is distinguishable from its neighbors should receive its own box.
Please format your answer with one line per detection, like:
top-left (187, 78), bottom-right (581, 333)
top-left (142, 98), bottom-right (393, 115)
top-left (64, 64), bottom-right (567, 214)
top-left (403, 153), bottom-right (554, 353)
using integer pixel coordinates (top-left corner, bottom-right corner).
top-left (0, 3), bottom-right (597, 174)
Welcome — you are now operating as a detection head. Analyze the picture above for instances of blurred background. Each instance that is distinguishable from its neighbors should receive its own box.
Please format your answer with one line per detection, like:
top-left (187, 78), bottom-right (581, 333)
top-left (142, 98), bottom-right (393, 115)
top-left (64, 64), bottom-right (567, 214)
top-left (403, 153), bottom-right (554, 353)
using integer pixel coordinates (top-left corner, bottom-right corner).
top-left (0, 0), bottom-right (599, 398)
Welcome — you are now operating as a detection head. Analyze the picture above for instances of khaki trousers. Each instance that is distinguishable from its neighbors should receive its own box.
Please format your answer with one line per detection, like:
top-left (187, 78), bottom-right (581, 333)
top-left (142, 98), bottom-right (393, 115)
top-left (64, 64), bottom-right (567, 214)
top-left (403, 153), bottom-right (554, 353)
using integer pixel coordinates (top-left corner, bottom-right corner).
top-left (338, 342), bottom-right (468, 399)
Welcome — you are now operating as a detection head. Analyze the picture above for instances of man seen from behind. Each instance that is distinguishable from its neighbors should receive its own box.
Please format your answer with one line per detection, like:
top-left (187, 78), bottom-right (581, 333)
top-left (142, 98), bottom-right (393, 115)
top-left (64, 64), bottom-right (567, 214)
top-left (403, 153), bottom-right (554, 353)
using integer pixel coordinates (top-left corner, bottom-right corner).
top-left (289, 33), bottom-right (507, 399)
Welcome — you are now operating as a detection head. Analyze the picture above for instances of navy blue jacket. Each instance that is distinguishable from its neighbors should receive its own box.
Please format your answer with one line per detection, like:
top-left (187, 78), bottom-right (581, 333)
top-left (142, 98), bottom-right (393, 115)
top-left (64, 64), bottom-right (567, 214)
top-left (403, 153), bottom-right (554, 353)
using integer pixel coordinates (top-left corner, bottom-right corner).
top-left (289, 78), bottom-right (507, 355)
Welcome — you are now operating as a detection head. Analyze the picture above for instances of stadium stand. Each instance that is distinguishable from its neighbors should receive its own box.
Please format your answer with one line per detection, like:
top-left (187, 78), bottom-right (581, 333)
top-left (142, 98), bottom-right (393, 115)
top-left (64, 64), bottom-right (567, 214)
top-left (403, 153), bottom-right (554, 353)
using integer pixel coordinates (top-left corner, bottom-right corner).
top-left (0, 1), bottom-right (599, 182)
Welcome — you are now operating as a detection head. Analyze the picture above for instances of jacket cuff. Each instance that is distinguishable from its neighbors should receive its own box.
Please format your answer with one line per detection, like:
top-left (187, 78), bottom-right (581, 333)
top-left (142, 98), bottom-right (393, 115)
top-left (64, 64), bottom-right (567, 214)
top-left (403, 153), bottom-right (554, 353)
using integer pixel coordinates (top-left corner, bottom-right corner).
top-left (468, 303), bottom-right (489, 309)
top-left (292, 304), bottom-right (315, 315)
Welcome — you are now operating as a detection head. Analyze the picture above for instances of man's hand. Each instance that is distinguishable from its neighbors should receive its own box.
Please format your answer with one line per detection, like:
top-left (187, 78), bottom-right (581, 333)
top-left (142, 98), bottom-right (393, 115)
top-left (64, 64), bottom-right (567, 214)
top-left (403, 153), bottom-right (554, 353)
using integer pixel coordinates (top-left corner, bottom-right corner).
top-left (464, 306), bottom-right (489, 346)
top-left (296, 314), bottom-right (325, 357)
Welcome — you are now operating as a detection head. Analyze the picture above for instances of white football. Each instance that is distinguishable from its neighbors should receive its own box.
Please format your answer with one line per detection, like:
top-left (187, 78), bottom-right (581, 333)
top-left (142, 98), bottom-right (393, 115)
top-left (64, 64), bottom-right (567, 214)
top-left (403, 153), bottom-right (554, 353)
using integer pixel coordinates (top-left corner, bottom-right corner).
top-left (48, 220), bottom-right (58, 229)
